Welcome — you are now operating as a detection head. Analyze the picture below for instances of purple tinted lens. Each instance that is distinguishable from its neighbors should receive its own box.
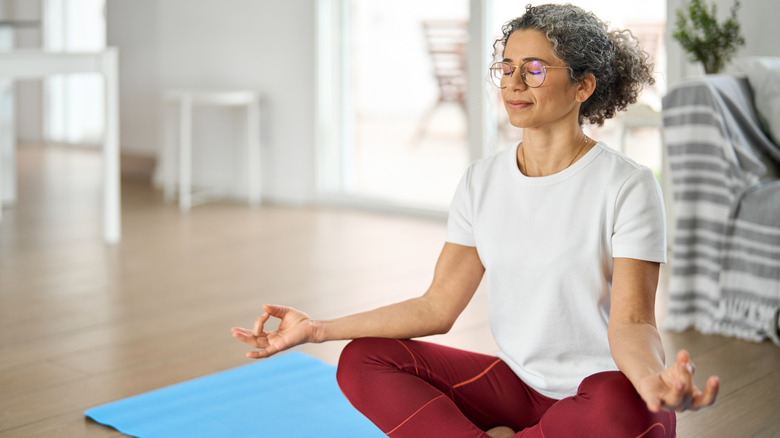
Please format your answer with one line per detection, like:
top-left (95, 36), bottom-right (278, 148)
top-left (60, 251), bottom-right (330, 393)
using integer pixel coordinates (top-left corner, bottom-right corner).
top-left (523, 61), bottom-right (545, 87)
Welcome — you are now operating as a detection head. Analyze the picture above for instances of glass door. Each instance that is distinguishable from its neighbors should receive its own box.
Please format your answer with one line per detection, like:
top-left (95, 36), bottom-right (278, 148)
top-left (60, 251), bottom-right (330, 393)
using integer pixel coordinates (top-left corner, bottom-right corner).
top-left (321, 0), bottom-right (472, 211)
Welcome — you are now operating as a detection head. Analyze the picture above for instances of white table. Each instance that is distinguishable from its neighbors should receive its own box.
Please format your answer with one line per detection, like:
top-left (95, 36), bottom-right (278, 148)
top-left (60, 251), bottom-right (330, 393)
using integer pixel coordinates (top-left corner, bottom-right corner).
top-left (163, 90), bottom-right (261, 211)
top-left (0, 49), bottom-right (121, 244)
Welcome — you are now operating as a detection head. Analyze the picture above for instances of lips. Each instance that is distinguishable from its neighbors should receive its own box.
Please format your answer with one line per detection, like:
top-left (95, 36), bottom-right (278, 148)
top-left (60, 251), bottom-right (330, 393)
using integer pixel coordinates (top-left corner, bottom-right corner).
top-left (506, 99), bottom-right (531, 110)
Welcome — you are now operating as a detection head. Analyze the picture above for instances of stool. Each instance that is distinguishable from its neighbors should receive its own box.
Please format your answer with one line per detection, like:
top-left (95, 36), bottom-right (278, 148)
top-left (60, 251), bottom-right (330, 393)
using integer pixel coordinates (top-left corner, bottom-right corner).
top-left (163, 90), bottom-right (262, 211)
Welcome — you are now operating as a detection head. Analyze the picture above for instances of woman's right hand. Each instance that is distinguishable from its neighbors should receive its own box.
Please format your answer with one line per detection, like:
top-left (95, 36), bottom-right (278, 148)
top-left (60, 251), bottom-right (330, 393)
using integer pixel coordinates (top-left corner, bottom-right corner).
top-left (231, 304), bottom-right (319, 359)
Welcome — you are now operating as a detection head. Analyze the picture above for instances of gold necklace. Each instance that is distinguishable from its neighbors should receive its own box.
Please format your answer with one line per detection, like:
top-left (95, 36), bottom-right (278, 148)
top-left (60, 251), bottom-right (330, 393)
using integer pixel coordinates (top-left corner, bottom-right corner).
top-left (520, 136), bottom-right (592, 176)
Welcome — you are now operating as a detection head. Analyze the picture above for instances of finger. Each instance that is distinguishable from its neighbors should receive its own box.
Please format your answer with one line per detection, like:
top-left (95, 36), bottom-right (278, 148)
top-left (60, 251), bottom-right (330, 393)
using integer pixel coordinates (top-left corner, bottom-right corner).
top-left (231, 328), bottom-right (270, 348)
top-left (263, 304), bottom-right (288, 319)
top-left (676, 349), bottom-right (691, 365)
top-left (659, 362), bottom-right (692, 410)
top-left (682, 356), bottom-right (696, 377)
top-left (246, 344), bottom-right (279, 360)
top-left (247, 351), bottom-right (269, 360)
top-left (661, 361), bottom-right (686, 392)
top-left (660, 379), bottom-right (686, 410)
top-left (690, 376), bottom-right (720, 410)
top-left (231, 327), bottom-right (256, 342)
top-left (674, 350), bottom-right (693, 378)
top-left (674, 363), bottom-right (696, 410)
top-left (231, 327), bottom-right (253, 337)
top-left (673, 353), bottom-right (695, 387)
top-left (253, 312), bottom-right (271, 336)
top-left (231, 328), bottom-right (255, 344)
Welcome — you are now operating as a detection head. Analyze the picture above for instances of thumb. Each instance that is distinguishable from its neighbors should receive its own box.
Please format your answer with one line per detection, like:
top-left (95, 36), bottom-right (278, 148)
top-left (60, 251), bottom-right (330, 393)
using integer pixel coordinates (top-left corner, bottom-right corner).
top-left (639, 375), bottom-right (663, 413)
top-left (646, 398), bottom-right (662, 413)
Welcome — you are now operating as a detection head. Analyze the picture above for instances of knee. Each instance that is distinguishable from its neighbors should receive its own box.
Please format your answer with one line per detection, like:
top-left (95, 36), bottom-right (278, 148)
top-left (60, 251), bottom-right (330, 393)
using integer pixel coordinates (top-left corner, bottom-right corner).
top-left (579, 372), bottom-right (675, 436)
top-left (580, 372), bottom-right (643, 411)
top-left (336, 338), bottom-right (393, 398)
top-left (337, 338), bottom-right (386, 372)
top-left (336, 338), bottom-right (369, 383)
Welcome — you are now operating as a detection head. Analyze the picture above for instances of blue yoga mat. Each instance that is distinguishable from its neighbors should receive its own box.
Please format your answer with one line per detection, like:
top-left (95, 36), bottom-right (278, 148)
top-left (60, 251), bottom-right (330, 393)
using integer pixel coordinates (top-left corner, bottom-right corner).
top-left (85, 351), bottom-right (385, 438)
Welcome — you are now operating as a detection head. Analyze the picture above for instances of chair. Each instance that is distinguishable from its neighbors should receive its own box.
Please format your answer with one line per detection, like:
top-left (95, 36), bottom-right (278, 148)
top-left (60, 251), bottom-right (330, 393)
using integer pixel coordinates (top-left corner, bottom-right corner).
top-left (411, 20), bottom-right (468, 145)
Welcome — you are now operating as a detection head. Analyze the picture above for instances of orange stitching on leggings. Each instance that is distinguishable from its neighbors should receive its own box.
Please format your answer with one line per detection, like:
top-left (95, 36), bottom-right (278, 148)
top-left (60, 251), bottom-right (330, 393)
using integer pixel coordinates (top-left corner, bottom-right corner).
top-left (452, 359), bottom-right (502, 389)
top-left (538, 416), bottom-right (667, 438)
top-left (385, 395), bottom-right (446, 435)
top-left (395, 339), bottom-right (418, 374)
top-left (635, 422), bottom-right (666, 438)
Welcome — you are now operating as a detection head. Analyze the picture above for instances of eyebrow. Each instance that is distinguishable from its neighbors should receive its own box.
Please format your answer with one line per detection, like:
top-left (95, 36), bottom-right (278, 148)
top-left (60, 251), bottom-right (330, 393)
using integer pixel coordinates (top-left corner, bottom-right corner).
top-left (502, 57), bottom-right (550, 64)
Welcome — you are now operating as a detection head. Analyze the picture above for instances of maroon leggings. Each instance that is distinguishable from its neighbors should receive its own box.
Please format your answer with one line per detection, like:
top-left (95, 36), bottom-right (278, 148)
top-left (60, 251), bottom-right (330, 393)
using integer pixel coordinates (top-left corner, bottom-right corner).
top-left (337, 338), bottom-right (675, 437)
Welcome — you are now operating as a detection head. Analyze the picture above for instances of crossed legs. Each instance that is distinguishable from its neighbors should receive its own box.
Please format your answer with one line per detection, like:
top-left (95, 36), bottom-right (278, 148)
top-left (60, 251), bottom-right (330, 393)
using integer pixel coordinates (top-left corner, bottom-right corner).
top-left (336, 338), bottom-right (675, 438)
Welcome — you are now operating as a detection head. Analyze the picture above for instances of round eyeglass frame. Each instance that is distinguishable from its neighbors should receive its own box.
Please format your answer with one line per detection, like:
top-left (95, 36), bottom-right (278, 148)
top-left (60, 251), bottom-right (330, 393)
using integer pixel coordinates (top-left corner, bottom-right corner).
top-left (489, 60), bottom-right (570, 89)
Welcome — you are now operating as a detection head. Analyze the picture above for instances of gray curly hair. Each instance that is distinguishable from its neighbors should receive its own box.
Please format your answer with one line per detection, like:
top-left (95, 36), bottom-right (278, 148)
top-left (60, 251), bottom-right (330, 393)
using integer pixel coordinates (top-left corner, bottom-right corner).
top-left (494, 3), bottom-right (655, 126)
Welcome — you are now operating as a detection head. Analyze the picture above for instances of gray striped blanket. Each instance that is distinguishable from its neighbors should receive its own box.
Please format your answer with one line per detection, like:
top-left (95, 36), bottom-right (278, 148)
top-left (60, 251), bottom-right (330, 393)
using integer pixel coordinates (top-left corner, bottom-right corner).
top-left (662, 74), bottom-right (780, 346)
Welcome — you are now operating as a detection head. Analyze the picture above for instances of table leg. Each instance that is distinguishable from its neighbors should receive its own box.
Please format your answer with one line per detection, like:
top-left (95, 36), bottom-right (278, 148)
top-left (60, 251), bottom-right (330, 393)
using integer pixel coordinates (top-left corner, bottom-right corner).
top-left (102, 49), bottom-right (121, 244)
top-left (247, 98), bottom-right (261, 206)
top-left (178, 94), bottom-right (192, 212)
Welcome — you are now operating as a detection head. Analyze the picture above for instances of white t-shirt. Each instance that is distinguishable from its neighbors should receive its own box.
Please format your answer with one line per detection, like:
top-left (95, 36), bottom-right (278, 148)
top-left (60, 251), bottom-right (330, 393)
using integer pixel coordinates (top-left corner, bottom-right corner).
top-left (446, 142), bottom-right (666, 399)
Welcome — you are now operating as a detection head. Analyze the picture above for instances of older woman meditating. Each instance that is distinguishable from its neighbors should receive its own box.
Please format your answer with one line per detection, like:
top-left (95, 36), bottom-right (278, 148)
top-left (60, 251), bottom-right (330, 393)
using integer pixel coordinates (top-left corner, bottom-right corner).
top-left (232, 4), bottom-right (719, 437)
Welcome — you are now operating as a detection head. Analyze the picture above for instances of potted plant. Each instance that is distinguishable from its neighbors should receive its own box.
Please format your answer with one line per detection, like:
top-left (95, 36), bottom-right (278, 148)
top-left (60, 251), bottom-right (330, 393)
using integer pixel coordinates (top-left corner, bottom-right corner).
top-left (672, 0), bottom-right (746, 74)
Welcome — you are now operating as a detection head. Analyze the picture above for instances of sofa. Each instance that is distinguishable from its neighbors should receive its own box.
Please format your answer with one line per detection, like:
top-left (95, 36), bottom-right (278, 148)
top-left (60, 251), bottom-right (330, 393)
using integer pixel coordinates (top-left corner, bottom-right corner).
top-left (661, 58), bottom-right (780, 346)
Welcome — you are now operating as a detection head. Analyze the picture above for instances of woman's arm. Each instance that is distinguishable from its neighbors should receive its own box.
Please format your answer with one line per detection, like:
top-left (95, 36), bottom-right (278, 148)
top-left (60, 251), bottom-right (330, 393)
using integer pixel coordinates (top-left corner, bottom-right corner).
top-left (608, 257), bottom-right (719, 412)
top-left (232, 242), bottom-right (485, 359)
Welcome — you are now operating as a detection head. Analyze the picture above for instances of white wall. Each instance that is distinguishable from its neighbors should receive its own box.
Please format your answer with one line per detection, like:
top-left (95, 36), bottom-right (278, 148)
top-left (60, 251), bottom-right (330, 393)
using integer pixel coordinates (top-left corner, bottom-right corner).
top-left (666, 0), bottom-right (780, 86)
top-left (107, 0), bottom-right (316, 204)
top-left (105, 0), bottom-right (161, 156)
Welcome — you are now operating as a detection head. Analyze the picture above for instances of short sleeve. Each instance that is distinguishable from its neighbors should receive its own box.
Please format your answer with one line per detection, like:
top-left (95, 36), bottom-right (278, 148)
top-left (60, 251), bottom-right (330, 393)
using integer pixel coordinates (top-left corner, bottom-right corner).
top-left (446, 166), bottom-right (477, 247)
top-left (612, 167), bottom-right (667, 263)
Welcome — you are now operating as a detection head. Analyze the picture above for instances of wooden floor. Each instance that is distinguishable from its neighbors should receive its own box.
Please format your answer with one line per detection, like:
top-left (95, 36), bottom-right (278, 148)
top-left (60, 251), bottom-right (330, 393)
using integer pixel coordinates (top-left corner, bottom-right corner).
top-left (1, 145), bottom-right (778, 437)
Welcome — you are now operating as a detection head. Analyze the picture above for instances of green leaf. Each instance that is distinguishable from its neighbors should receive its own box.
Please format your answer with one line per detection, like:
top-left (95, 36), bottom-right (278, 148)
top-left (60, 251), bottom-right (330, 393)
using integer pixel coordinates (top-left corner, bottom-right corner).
top-left (672, 0), bottom-right (745, 73)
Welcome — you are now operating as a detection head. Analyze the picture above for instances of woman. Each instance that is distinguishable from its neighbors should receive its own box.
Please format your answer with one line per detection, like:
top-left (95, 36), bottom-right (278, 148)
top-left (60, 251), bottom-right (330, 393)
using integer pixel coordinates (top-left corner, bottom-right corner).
top-left (232, 4), bottom-right (719, 437)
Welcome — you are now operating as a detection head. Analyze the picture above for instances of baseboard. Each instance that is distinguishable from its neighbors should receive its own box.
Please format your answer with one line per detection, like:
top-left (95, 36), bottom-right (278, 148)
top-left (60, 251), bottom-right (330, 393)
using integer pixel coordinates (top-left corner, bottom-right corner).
top-left (121, 152), bottom-right (157, 182)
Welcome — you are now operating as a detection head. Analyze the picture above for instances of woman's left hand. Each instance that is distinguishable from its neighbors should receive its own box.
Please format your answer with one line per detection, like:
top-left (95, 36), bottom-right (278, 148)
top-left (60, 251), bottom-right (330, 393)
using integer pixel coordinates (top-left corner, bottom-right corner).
top-left (636, 349), bottom-right (720, 412)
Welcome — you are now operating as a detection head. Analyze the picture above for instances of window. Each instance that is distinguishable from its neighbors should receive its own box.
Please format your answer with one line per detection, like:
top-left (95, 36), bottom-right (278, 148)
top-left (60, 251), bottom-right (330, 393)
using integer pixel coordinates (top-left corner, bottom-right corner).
top-left (318, 0), bottom-right (478, 212)
top-left (43, 0), bottom-right (106, 145)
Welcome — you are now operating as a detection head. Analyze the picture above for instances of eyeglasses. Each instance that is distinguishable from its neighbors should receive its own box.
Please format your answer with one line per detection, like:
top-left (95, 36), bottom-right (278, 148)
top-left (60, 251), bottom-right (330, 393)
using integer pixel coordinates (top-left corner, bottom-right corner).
top-left (489, 60), bottom-right (570, 89)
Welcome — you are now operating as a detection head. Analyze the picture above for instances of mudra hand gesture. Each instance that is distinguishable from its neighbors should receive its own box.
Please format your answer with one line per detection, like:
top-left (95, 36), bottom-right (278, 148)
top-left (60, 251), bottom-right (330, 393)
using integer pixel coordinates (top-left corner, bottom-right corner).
top-left (231, 304), bottom-right (317, 359)
top-left (637, 350), bottom-right (720, 413)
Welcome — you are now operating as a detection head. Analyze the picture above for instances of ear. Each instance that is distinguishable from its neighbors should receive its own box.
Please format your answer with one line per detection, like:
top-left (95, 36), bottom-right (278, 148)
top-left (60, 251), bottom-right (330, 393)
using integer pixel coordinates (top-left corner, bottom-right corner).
top-left (575, 73), bottom-right (596, 103)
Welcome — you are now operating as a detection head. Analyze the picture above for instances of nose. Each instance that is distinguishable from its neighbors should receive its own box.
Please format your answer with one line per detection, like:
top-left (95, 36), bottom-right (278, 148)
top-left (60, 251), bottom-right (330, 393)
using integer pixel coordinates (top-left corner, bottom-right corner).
top-left (505, 69), bottom-right (528, 90)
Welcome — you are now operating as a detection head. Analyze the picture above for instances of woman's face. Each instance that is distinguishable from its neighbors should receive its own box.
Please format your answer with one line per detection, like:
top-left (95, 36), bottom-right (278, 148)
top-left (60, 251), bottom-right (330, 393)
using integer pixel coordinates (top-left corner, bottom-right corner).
top-left (500, 29), bottom-right (584, 130)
